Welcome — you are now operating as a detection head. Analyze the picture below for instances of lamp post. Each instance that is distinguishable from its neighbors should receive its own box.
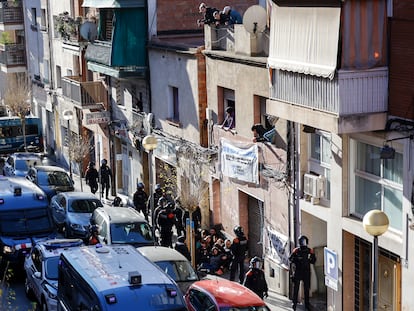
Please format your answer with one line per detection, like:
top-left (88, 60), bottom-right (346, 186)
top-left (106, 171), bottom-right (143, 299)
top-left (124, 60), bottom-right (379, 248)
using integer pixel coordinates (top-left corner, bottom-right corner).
top-left (62, 110), bottom-right (74, 179)
top-left (363, 210), bottom-right (389, 311)
top-left (142, 134), bottom-right (158, 244)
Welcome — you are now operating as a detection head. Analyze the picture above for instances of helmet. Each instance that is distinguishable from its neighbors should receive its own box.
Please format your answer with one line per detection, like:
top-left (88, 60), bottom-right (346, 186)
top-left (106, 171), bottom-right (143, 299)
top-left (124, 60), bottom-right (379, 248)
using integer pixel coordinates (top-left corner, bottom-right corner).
top-left (177, 235), bottom-right (186, 243)
top-left (155, 184), bottom-right (162, 191)
top-left (233, 225), bottom-right (244, 237)
top-left (113, 196), bottom-right (122, 207)
top-left (298, 235), bottom-right (309, 247)
top-left (250, 256), bottom-right (262, 269)
top-left (101, 159), bottom-right (107, 165)
top-left (137, 182), bottom-right (144, 189)
top-left (88, 161), bottom-right (95, 168)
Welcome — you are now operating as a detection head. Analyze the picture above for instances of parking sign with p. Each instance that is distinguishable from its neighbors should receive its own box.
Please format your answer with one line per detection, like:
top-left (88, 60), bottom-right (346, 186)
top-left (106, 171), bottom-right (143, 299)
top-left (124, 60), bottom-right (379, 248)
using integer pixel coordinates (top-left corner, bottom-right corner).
top-left (324, 247), bottom-right (338, 291)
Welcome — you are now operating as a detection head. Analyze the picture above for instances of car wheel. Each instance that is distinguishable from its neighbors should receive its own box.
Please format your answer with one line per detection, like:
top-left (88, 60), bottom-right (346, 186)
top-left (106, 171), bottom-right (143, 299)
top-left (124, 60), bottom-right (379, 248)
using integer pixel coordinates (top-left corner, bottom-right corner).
top-left (24, 277), bottom-right (35, 301)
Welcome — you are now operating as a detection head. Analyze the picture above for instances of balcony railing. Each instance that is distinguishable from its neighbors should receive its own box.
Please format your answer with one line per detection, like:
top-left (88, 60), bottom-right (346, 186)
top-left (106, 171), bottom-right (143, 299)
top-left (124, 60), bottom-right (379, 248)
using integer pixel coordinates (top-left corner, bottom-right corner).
top-left (0, 1), bottom-right (23, 25)
top-left (61, 76), bottom-right (106, 108)
top-left (270, 67), bottom-right (388, 116)
top-left (204, 24), bottom-right (269, 57)
top-left (0, 43), bottom-right (25, 66)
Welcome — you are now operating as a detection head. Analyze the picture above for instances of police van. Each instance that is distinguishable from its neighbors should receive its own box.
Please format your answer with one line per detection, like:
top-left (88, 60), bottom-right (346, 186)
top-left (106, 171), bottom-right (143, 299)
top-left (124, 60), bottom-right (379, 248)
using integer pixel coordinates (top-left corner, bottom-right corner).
top-left (57, 244), bottom-right (188, 311)
top-left (0, 175), bottom-right (54, 264)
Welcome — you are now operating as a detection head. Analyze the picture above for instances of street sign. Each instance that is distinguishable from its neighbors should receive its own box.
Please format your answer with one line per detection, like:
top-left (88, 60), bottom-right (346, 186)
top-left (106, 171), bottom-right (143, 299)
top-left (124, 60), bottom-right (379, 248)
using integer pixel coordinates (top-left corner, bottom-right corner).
top-left (324, 247), bottom-right (338, 291)
top-left (84, 111), bottom-right (110, 125)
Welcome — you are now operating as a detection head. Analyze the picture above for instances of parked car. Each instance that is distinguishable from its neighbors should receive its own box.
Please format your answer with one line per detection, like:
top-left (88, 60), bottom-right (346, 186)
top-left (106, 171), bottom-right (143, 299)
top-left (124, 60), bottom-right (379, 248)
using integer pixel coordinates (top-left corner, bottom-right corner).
top-left (90, 206), bottom-right (155, 247)
top-left (184, 278), bottom-right (271, 311)
top-left (25, 165), bottom-right (74, 200)
top-left (137, 246), bottom-right (199, 294)
top-left (4, 152), bottom-right (43, 177)
top-left (24, 238), bottom-right (83, 311)
top-left (49, 192), bottom-right (103, 239)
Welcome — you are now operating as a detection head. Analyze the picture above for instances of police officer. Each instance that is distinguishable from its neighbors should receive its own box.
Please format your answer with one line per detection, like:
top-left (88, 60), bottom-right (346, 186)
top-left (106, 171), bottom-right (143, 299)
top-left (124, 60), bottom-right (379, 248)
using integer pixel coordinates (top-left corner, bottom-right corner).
top-left (173, 197), bottom-right (185, 236)
top-left (230, 225), bottom-right (248, 283)
top-left (99, 159), bottom-right (112, 199)
top-left (133, 182), bottom-right (149, 221)
top-left (243, 256), bottom-right (268, 299)
top-left (157, 202), bottom-right (176, 248)
top-left (289, 235), bottom-right (316, 310)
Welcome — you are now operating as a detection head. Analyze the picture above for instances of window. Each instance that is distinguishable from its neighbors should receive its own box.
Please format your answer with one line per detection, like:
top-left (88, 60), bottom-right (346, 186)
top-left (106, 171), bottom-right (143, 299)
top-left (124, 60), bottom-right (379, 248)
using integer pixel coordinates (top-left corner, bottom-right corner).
top-left (218, 87), bottom-right (235, 129)
top-left (168, 86), bottom-right (179, 122)
top-left (56, 66), bottom-right (62, 88)
top-left (40, 9), bottom-right (47, 31)
top-left (350, 139), bottom-right (403, 231)
top-left (308, 131), bottom-right (331, 200)
top-left (31, 8), bottom-right (37, 28)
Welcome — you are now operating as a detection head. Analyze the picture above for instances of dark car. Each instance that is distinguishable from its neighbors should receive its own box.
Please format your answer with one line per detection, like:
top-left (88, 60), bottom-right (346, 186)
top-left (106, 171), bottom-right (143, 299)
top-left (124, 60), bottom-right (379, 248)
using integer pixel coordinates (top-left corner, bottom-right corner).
top-left (25, 165), bottom-right (74, 200)
top-left (49, 192), bottom-right (103, 239)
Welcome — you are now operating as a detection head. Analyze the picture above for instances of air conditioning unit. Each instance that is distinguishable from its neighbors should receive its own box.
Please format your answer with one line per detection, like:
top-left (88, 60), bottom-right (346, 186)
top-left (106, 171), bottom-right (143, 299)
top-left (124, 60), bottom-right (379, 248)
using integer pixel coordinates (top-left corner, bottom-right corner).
top-left (303, 173), bottom-right (325, 199)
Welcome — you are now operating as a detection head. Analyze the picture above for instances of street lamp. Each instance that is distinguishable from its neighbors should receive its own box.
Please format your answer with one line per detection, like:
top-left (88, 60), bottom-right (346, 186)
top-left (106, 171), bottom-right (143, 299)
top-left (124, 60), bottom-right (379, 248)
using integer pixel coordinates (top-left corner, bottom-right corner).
top-left (62, 110), bottom-right (74, 179)
top-left (363, 209), bottom-right (389, 311)
top-left (142, 134), bottom-right (158, 244)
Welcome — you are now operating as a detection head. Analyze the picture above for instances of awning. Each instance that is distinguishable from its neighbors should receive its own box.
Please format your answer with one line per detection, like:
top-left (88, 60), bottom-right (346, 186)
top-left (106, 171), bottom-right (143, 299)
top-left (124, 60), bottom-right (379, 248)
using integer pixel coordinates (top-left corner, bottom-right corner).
top-left (268, 4), bottom-right (341, 79)
top-left (82, 0), bottom-right (145, 8)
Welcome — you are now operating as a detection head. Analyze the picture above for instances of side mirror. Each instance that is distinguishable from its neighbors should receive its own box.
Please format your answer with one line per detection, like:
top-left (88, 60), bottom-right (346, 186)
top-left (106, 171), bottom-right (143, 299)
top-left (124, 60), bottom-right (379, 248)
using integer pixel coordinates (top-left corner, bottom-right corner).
top-left (33, 271), bottom-right (41, 279)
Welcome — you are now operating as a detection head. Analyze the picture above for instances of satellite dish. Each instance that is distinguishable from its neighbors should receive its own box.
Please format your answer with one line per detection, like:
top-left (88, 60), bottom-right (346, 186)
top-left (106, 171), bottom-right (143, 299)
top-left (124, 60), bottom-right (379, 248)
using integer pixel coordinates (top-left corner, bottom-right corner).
top-left (80, 21), bottom-right (98, 42)
top-left (243, 5), bottom-right (267, 34)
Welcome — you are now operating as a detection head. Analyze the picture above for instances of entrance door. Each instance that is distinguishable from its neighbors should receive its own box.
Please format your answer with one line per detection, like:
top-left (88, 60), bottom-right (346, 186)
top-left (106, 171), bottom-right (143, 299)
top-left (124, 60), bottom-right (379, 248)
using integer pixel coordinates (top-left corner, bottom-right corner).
top-left (247, 197), bottom-right (264, 258)
top-left (378, 256), bottom-right (398, 311)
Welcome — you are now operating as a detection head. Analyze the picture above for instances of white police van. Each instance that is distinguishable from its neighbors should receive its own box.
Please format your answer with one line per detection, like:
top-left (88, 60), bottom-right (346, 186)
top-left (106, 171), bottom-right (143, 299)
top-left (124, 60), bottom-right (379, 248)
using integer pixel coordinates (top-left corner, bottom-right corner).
top-left (57, 244), bottom-right (188, 311)
top-left (0, 175), bottom-right (54, 264)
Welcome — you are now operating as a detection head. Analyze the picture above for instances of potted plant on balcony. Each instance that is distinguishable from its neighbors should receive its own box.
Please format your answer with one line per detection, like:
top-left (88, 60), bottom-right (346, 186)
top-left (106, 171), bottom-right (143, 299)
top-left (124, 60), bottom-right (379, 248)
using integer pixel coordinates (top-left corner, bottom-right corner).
top-left (55, 12), bottom-right (82, 41)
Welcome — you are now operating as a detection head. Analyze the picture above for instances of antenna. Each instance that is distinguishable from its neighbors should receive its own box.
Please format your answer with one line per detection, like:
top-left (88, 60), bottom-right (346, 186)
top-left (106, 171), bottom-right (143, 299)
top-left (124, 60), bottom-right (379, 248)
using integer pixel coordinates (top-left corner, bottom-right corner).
top-left (242, 5), bottom-right (267, 34)
top-left (80, 21), bottom-right (98, 42)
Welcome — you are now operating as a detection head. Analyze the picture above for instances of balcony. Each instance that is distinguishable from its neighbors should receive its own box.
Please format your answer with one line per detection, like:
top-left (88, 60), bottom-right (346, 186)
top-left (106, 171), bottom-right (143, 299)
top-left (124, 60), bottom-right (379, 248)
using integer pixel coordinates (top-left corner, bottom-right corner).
top-left (61, 76), bottom-right (106, 109)
top-left (0, 1), bottom-right (23, 29)
top-left (0, 43), bottom-right (25, 71)
top-left (204, 24), bottom-right (269, 57)
top-left (268, 67), bottom-right (388, 134)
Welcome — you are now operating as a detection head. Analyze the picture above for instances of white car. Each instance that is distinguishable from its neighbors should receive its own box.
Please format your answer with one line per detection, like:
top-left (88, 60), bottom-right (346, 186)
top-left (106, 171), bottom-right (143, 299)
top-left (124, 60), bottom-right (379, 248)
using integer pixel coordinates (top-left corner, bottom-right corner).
top-left (24, 239), bottom-right (83, 311)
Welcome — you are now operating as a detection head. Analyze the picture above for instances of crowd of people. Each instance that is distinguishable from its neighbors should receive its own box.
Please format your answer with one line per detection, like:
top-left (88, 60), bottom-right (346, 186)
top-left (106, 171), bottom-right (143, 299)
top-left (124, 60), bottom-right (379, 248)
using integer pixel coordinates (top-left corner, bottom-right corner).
top-left (197, 3), bottom-right (243, 28)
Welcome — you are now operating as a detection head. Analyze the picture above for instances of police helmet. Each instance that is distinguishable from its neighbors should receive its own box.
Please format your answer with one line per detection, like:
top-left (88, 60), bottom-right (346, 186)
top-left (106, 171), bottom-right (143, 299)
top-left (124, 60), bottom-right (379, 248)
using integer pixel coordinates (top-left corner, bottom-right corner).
top-left (298, 235), bottom-right (309, 247)
top-left (90, 224), bottom-right (99, 233)
top-left (177, 235), bottom-right (186, 243)
top-left (89, 161), bottom-right (95, 168)
top-left (233, 225), bottom-right (244, 237)
top-left (113, 196), bottom-right (123, 207)
top-left (101, 159), bottom-right (107, 165)
top-left (137, 182), bottom-right (145, 189)
top-left (158, 197), bottom-right (167, 207)
top-left (155, 184), bottom-right (162, 191)
top-left (250, 256), bottom-right (262, 269)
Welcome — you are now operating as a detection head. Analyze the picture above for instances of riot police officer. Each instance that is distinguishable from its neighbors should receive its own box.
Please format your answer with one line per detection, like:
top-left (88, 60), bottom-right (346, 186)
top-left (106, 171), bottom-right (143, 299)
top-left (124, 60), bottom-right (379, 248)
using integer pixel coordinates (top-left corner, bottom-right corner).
top-left (230, 225), bottom-right (248, 283)
top-left (289, 235), bottom-right (316, 310)
top-left (243, 256), bottom-right (268, 299)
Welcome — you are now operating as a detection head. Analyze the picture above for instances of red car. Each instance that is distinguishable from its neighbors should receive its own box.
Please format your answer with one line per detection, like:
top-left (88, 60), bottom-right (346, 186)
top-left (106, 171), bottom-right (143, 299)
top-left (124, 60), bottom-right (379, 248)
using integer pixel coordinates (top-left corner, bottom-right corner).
top-left (184, 278), bottom-right (270, 311)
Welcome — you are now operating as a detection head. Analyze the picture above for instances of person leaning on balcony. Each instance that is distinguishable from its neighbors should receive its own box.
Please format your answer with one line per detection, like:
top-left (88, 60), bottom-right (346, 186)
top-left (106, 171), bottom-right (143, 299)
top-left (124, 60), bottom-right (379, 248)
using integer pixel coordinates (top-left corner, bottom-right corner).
top-left (222, 6), bottom-right (243, 25)
top-left (251, 123), bottom-right (276, 143)
top-left (197, 3), bottom-right (217, 27)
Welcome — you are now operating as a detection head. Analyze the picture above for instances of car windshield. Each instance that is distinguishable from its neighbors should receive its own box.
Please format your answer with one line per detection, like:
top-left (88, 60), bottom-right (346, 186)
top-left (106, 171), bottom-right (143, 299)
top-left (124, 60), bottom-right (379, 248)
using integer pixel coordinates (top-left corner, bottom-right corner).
top-left (110, 222), bottom-right (153, 244)
top-left (38, 171), bottom-right (71, 186)
top-left (155, 260), bottom-right (198, 282)
top-left (15, 159), bottom-right (39, 171)
top-left (69, 199), bottom-right (103, 213)
top-left (0, 208), bottom-right (53, 235)
top-left (45, 256), bottom-right (60, 280)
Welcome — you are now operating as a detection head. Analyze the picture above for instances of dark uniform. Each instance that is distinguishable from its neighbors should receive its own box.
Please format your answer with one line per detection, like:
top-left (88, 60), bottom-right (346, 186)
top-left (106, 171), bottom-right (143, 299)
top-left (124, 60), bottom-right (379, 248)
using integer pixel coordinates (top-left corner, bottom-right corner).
top-left (99, 159), bottom-right (112, 199)
top-left (133, 182), bottom-right (149, 221)
top-left (85, 162), bottom-right (99, 194)
top-left (230, 225), bottom-right (248, 283)
top-left (157, 203), bottom-right (176, 248)
top-left (174, 235), bottom-right (191, 261)
top-left (289, 235), bottom-right (316, 310)
top-left (243, 256), bottom-right (268, 299)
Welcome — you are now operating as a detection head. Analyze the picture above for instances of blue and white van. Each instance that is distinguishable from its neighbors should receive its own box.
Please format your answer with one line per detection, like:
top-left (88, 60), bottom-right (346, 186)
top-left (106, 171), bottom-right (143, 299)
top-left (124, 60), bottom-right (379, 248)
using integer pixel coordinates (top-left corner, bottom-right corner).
top-left (57, 244), bottom-right (188, 311)
top-left (0, 176), bottom-right (55, 264)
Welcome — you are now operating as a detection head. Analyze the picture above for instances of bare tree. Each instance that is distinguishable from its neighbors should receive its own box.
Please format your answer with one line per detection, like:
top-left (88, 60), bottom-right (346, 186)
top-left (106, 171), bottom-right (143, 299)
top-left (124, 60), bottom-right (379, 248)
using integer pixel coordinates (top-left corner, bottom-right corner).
top-left (3, 74), bottom-right (31, 151)
top-left (68, 133), bottom-right (92, 191)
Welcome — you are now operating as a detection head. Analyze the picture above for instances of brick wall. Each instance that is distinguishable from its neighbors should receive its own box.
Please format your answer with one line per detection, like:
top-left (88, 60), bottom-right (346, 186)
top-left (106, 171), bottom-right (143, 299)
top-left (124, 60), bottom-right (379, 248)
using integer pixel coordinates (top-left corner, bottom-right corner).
top-left (156, 0), bottom-right (259, 33)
